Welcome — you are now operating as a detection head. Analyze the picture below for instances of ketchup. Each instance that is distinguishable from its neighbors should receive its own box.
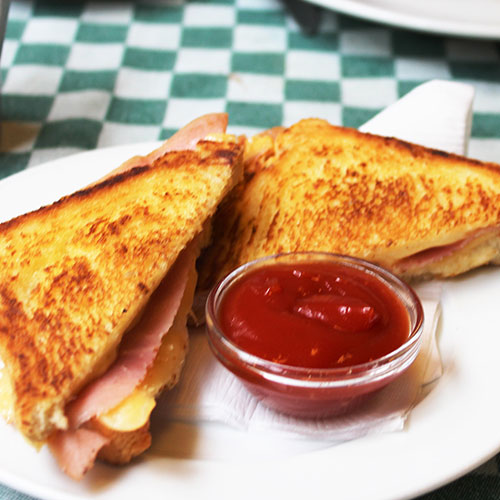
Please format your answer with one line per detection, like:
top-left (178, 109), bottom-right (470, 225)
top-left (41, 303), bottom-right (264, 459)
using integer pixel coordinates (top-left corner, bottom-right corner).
top-left (218, 262), bottom-right (410, 369)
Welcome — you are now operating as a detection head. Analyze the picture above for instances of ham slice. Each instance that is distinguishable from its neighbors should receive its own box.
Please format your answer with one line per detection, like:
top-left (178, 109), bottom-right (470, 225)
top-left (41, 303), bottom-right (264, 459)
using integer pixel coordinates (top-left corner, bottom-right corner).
top-left (99, 113), bottom-right (229, 182)
top-left (48, 429), bottom-right (110, 481)
top-left (66, 244), bottom-right (195, 429)
top-left (48, 114), bottom-right (228, 479)
top-left (49, 244), bottom-right (195, 480)
top-left (148, 112), bottom-right (228, 162)
top-left (397, 227), bottom-right (499, 271)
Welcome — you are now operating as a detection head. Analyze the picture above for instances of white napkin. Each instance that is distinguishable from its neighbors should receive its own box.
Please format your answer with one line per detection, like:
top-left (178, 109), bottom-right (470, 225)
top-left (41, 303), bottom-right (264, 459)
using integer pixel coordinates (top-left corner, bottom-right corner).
top-left (156, 283), bottom-right (442, 440)
top-left (156, 79), bottom-right (473, 440)
top-left (359, 79), bottom-right (474, 155)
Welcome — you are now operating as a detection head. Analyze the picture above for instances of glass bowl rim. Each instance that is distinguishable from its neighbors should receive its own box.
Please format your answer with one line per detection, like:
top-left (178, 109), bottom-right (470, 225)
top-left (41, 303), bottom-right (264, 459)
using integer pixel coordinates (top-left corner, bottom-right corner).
top-left (205, 252), bottom-right (424, 387)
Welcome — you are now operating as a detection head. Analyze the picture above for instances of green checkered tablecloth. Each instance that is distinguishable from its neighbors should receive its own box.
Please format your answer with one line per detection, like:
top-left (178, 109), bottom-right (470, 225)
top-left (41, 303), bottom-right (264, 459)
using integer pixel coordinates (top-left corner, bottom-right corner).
top-left (1, 0), bottom-right (500, 499)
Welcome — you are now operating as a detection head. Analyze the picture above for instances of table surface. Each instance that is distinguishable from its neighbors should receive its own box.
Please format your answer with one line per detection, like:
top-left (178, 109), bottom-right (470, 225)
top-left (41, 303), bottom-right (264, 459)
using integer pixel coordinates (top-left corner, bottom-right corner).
top-left (1, 0), bottom-right (500, 498)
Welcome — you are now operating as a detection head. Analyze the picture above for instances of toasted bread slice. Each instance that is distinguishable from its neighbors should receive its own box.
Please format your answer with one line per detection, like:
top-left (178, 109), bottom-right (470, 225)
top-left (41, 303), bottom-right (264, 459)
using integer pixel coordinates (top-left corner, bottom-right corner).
top-left (91, 257), bottom-right (197, 464)
top-left (0, 136), bottom-right (243, 443)
top-left (198, 119), bottom-right (500, 287)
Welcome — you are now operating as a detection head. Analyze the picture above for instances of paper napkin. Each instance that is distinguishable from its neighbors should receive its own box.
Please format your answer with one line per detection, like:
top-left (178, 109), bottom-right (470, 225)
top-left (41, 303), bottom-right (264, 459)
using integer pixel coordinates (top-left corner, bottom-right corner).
top-left (156, 283), bottom-right (442, 440)
top-left (359, 79), bottom-right (474, 156)
top-left (156, 79), bottom-right (473, 439)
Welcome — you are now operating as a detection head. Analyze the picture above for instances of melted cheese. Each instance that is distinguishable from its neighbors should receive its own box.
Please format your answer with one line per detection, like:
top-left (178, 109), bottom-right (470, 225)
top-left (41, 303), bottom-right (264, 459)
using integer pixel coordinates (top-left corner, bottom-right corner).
top-left (98, 389), bottom-right (156, 432)
top-left (0, 361), bottom-right (14, 423)
top-left (0, 263), bottom-right (196, 435)
top-left (96, 265), bottom-right (196, 431)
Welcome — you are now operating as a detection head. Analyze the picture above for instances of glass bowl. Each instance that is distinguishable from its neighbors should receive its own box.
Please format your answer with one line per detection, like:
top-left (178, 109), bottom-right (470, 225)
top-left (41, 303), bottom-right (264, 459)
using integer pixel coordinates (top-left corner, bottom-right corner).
top-left (205, 252), bottom-right (424, 419)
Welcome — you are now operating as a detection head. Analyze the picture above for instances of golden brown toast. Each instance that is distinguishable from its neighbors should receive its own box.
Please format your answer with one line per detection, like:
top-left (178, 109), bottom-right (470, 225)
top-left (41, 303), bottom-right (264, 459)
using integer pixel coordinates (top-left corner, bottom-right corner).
top-left (0, 136), bottom-right (243, 443)
top-left (92, 255), bottom-right (197, 465)
top-left (198, 119), bottom-right (500, 287)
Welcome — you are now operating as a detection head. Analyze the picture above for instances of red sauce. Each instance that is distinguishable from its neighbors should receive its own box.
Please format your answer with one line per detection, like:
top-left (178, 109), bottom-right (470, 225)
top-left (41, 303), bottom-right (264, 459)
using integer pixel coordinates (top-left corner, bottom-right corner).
top-left (218, 262), bottom-right (410, 369)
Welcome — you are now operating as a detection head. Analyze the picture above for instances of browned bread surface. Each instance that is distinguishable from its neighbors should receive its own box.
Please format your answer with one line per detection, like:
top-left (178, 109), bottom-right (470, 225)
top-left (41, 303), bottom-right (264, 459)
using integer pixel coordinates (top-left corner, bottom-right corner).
top-left (198, 119), bottom-right (500, 287)
top-left (0, 137), bottom-right (243, 442)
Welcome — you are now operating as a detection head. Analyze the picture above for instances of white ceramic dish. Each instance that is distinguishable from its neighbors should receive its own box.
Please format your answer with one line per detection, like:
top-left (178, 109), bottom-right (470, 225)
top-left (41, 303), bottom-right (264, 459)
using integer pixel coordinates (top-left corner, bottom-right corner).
top-left (0, 144), bottom-right (500, 500)
top-left (305, 0), bottom-right (500, 39)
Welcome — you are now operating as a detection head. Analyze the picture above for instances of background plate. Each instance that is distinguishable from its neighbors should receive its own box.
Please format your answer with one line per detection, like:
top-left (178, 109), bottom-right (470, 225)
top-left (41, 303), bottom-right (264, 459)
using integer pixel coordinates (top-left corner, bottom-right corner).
top-left (0, 145), bottom-right (500, 500)
top-left (305, 0), bottom-right (500, 39)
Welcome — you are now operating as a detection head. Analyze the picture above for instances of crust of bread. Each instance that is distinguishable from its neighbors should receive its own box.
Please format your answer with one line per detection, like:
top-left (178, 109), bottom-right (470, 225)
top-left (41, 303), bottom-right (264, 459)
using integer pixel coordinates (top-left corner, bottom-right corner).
top-left (88, 260), bottom-right (194, 466)
top-left (0, 137), bottom-right (243, 442)
top-left (198, 119), bottom-right (500, 286)
top-left (87, 418), bottom-right (152, 465)
top-left (400, 233), bottom-right (500, 281)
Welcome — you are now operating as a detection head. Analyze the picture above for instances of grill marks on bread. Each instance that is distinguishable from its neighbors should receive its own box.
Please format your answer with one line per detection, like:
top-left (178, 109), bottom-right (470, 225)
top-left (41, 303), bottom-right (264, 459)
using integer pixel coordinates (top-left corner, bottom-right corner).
top-left (0, 138), bottom-right (243, 441)
top-left (198, 119), bottom-right (500, 287)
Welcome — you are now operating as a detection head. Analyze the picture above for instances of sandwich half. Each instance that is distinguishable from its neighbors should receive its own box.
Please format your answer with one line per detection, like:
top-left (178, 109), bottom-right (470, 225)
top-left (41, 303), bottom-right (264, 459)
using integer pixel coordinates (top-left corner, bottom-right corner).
top-left (198, 118), bottom-right (500, 288)
top-left (0, 114), bottom-right (243, 479)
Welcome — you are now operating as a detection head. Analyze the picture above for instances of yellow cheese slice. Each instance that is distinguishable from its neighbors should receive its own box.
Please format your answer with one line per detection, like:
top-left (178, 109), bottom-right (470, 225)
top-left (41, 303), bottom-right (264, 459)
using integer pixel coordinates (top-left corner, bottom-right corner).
top-left (0, 263), bottom-right (196, 435)
top-left (0, 361), bottom-right (13, 423)
top-left (96, 264), bottom-right (196, 431)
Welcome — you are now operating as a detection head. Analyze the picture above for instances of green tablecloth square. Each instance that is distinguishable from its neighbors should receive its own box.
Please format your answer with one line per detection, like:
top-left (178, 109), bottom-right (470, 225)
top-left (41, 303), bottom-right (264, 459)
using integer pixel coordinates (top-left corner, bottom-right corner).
top-left (471, 114), bottom-right (500, 138)
top-left (106, 97), bottom-right (166, 125)
top-left (227, 101), bottom-right (282, 128)
top-left (392, 30), bottom-right (446, 57)
top-left (236, 9), bottom-right (286, 26)
top-left (450, 62), bottom-right (500, 82)
top-left (397, 79), bottom-right (427, 97)
top-left (133, 4), bottom-right (183, 23)
top-left (34, 118), bottom-right (102, 149)
top-left (123, 47), bottom-right (176, 71)
top-left (5, 19), bottom-right (25, 39)
top-left (32, 1), bottom-right (84, 18)
top-left (0, 153), bottom-right (32, 180)
top-left (14, 43), bottom-right (69, 66)
top-left (1, 95), bottom-right (53, 121)
top-left (337, 14), bottom-right (379, 30)
top-left (202, 0), bottom-right (234, 4)
top-left (288, 31), bottom-right (338, 51)
top-left (285, 80), bottom-right (340, 101)
top-left (231, 52), bottom-right (284, 75)
top-left (342, 106), bottom-right (380, 128)
top-left (181, 27), bottom-right (233, 49)
top-left (76, 23), bottom-right (129, 44)
top-left (59, 70), bottom-right (117, 92)
top-left (159, 127), bottom-right (177, 141)
top-left (341, 55), bottom-right (395, 77)
top-left (171, 73), bottom-right (227, 98)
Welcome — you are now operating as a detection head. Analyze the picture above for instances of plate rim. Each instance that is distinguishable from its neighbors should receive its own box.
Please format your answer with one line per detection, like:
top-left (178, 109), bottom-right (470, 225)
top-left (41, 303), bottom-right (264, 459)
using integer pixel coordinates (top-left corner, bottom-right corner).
top-left (304, 0), bottom-right (500, 39)
top-left (0, 145), bottom-right (500, 500)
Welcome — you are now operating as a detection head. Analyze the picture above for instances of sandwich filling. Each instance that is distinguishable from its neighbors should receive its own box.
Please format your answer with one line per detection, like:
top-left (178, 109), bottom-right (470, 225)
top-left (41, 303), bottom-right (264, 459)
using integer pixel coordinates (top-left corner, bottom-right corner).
top-left (393, 226), bottom-right (500, 278)
top-left (43, 113), bottom-right (232, 479)
top-left (48, 241), bottom-right (197, 479)
top-left (0, 112), bottom-right (237, 480)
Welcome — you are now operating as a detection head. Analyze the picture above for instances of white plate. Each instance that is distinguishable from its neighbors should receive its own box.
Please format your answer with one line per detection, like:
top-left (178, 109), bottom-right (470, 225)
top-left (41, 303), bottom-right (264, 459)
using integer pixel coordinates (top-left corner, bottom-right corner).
top-left (305, 0), bottom-right (500, 39)
top-left (1, 145), bottom-right (500, 500)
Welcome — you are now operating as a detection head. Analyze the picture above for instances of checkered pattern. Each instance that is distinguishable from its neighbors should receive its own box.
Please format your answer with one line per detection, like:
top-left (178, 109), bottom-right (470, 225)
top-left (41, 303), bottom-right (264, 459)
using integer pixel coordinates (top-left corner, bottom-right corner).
top-left (1, 1), bottom-right (500, 498)
top-left (1, 0), bottom-right (500, 181)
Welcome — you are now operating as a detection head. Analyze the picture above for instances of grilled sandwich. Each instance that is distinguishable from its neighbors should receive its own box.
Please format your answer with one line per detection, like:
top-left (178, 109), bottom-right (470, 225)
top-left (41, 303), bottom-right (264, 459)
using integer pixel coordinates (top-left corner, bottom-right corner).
top-left (198, 118), bottom-right (500, 289)
top-left (0, 114), bottom-right (243, 479)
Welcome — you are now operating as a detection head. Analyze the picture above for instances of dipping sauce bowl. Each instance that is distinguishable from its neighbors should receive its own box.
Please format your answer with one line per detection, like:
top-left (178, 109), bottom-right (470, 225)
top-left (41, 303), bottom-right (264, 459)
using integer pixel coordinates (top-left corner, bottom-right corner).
top-left (205, 252), bottom-right (424, 418)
